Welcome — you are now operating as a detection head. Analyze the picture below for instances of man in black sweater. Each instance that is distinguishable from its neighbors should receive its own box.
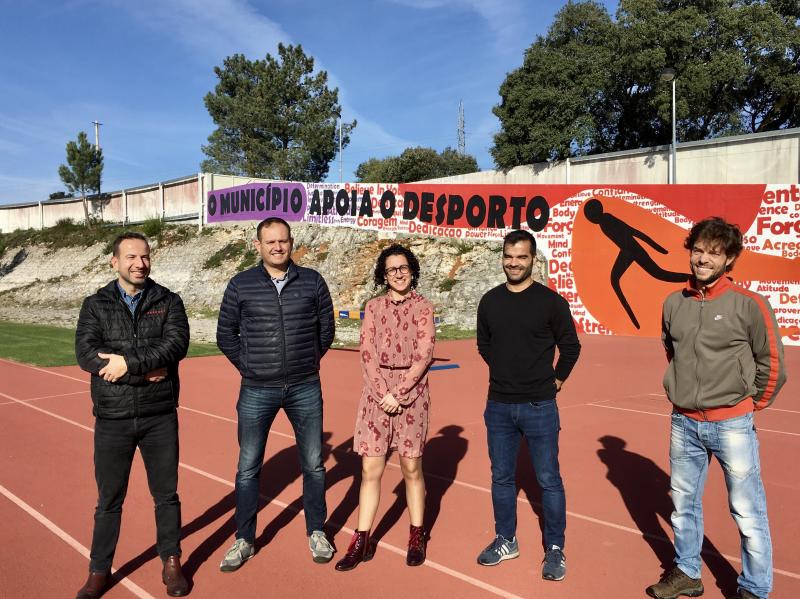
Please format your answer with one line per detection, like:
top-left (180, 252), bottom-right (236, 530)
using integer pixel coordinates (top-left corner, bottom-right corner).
top-left (475, 229), bottom-right (581, 583)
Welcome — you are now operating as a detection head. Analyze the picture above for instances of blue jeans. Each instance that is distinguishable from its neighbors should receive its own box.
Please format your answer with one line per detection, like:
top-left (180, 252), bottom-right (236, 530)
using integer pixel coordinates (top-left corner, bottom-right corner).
top-left (90, 411), bottom-right (181, 572)
top-left (670, 412), bottom-right (772, 598)
top-left (484, 399), bottom-right (566, 549)
top-left (235, 380), bottom-right (326, 540)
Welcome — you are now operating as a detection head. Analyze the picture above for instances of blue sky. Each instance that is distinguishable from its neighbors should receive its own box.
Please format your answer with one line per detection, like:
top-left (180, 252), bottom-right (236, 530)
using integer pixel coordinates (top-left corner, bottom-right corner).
top-left (0, 0), bottom-right (618, 205)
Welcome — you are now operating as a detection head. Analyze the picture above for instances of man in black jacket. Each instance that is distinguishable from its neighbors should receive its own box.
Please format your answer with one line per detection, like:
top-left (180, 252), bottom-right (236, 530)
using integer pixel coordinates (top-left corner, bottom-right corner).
top-left (74, 232), bottom-right (190, 598)
top-left (216, 217), bottom-right (335, 570)
top-left (475, 229), bottom-right (581, 583)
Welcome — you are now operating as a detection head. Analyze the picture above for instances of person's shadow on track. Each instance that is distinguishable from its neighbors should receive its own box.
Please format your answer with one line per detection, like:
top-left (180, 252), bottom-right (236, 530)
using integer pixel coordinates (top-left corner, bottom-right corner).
top-left (107, 432), bottom-right (333, 591)
top-left (583, 199), bottom-right (689, 329)
top-left (324, 436), bottom-right (361, 543)
top-left (597, 435), bottom-right (739, 596)
top-left (370, 425), bottom-right (468, 549)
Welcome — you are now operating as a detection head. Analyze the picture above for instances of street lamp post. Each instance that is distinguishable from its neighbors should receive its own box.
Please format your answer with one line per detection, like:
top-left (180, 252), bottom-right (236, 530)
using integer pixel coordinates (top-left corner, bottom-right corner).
top-left (660, 68), bottom-right (677, 184)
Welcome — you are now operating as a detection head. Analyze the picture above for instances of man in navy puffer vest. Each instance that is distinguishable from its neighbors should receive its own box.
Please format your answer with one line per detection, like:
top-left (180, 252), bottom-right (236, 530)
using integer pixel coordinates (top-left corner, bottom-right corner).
top-left (217, 217), bottom-right (336, 570)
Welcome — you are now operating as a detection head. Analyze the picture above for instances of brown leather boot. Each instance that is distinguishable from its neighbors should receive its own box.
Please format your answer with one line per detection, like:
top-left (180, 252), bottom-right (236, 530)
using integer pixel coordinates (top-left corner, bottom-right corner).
top-left (406, 525), bottom-right (427, 566)
top-left (162, 555), bottom-right (189, 597)
top-left (334, 530), bottom-right (375, 571)
top-left (76, 571), bottom-right (109, 599)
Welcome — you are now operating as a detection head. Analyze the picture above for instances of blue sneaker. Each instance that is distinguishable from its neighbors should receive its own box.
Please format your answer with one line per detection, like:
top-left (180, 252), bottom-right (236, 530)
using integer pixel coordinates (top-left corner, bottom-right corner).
top-left (477, 535), bottom-right (519, 566)
top-left (542, 545), bottom-right (566, 581)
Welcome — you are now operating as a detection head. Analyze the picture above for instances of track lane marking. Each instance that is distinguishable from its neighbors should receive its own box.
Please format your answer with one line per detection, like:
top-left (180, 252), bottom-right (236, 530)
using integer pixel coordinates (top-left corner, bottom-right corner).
top-left (587, 403), bottom-right (800, 436)
top-left (0, 483), bottom-right (156, 599)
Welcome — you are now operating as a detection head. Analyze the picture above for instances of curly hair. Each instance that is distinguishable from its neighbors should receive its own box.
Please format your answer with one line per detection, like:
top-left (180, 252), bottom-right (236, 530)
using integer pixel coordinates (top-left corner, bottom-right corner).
top-left (684, 217), bottom-right (743, 272)
top-left (373, 243), bottom-right (420, 289)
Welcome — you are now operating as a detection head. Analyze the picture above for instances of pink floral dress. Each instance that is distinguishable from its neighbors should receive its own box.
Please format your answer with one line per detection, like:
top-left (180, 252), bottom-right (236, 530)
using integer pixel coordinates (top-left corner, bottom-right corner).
top-left (354, 291), bottom-right (436, 458)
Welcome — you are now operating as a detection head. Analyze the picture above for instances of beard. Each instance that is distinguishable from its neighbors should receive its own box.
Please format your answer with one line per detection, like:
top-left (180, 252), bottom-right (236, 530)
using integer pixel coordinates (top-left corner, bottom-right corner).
top-left (504, 264), bottom-right (533, 284)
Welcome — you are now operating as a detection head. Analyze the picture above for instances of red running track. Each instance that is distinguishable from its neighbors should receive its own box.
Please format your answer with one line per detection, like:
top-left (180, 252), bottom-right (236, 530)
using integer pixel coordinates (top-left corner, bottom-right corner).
top-left (0, 335), bottom-right (798, 598)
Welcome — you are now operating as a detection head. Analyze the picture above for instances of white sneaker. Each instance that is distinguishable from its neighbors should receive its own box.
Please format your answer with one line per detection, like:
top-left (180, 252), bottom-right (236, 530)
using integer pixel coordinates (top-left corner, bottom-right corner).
top-left (219, 538), bottom-right (255, 572)
top-left (309, 530), bottom-right (334, 563)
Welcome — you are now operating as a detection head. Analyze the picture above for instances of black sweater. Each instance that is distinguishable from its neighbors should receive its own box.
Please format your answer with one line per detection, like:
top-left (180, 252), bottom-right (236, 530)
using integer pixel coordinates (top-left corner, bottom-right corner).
top-left (477, 282), bottom-right (581, 403)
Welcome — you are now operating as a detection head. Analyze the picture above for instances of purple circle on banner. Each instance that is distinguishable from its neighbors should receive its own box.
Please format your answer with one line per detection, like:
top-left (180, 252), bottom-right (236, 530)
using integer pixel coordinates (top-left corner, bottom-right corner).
top-left (206, 182), bottom-right (307, 223)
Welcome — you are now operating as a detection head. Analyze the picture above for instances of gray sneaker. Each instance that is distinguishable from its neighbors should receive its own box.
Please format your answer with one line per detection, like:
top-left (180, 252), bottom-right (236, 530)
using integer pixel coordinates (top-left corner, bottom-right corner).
top-left (219, 538), bottom-right (255, 572)
top-left (477, 535), bottom-right (519, 566)
top-left (309, 530), bottom-right (334, 563)
top-left (542, 545), bottom-right (566, 581)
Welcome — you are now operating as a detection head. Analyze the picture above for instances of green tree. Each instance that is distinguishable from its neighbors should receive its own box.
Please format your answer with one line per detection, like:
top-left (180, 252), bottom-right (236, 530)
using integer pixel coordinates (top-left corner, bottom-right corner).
top-left (356, 146), bottom-right (479, 183)
top-left (58, 131), bottom-right (103, 224)
top-left (202, 44), bottom-right (356, 182)
top-left (492, 0), bottom-right (800, 169)
top-left (48, 191), bottom-right (74, 200)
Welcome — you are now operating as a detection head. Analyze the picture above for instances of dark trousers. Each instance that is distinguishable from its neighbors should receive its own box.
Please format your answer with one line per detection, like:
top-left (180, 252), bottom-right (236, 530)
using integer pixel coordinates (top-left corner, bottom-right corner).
top-left (484, 399), bottom-right (566, 549)
top-left (89, 411), bottom-right (181, 572)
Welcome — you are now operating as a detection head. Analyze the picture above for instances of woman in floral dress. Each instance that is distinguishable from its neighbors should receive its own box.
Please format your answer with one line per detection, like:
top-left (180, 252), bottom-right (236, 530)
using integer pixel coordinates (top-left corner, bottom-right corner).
top-left (335, 244), bottom-right (436, 571)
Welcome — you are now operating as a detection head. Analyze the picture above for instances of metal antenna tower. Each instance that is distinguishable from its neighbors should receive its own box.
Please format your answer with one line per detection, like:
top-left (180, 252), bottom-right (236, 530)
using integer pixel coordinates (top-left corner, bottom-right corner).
top-left (457, 100), bottom-right (465, 155)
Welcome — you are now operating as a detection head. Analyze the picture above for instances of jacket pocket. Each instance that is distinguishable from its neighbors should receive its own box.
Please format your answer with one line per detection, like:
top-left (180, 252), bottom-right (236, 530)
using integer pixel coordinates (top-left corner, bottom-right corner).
top-left (736, 354), bottom-right (756, 397)
top-left (662, 360), bottom-right (676, 399)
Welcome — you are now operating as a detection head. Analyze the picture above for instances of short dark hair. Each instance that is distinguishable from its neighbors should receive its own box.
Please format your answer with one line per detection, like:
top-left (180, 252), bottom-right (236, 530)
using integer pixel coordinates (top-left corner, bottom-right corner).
top-left (684, 217), bottom-right (743, 271)
top-left (503, 229), bottom-right (536, 254)
top-left (373, 243), bottom-right (421, 289)
top-left (257, 217), bottom-right (292, 240)
top-left (112, 232), bottom-right (149, 257)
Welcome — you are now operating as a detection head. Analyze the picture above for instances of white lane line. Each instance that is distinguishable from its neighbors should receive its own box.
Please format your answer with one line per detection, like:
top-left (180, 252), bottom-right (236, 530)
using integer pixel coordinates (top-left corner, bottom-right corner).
top-left (1, 390), bottom-right (523, 599)
top-left (587, 403), bottom-right (800, 436)
top-left (767, 407), bottom-right (800, 415)
top-left (0, 483), bottom-right (156, 599)
top-left (0, 390), bottom-right (90, 406)
top-left (0, 358), bottom-right (88, 384)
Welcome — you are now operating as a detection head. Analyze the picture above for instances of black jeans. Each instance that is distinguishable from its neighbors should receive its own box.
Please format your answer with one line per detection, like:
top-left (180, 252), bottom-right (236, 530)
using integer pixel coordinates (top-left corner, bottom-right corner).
top-left (89, 411), bottom-right (181, 572)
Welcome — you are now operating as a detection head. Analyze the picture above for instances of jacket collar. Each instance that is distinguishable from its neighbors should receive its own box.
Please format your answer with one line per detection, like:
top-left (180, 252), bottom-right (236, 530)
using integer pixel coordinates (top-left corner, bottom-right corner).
top-left (259, 260), bottom-right (297, 281)
top-left (99, 278), bottom-right (161, 308)
top-left (684, 274), bottom-right (733, 300)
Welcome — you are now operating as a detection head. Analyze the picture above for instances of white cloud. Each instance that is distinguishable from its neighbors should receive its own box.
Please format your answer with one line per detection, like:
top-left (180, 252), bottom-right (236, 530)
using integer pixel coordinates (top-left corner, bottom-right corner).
top-left (114, 0), bottom-right (289, 61)
top-left (387, 0), bottom-right (527, 50)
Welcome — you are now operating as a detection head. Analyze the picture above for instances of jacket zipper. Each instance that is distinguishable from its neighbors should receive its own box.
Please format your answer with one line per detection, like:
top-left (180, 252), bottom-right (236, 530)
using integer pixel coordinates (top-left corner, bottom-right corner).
top-left (276, 282), bottom-right (289, 391)
top-left (118, 294), bottom-right (141, 418)
top-left (693, 290), bottom-right (707, 419)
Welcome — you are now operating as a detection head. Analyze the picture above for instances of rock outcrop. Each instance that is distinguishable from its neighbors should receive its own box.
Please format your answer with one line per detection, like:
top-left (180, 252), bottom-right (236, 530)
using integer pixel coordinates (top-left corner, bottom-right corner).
top-left (0, 223), bottom-right (548, 343)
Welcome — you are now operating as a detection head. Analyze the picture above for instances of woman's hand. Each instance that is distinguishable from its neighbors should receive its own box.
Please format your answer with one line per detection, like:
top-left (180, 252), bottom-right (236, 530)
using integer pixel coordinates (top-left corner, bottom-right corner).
top-left (379, 392), bottom-right (402, 414)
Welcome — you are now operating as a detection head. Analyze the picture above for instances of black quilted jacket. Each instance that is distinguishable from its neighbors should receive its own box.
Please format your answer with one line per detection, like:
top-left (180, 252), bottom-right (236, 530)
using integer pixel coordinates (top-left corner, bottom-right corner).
top-left (216, 262), bottom-right (335, 386)
top-left (75, 279), bottom-right (190, 419)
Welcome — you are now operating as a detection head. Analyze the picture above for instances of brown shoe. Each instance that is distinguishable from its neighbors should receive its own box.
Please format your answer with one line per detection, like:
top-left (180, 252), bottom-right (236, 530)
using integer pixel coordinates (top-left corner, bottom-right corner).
top-left (76, 571), bottom-right (109, 599)
top-left (646, 567), bottom-right (704, 598)
top-left (162, 555), bottom-right (189, 597)
top-left (334, 530), bottom-right (375, 571)
top-left (728, 591), bottom-right (761, 599)
top-left (406, 525), bottom-right (426, 567)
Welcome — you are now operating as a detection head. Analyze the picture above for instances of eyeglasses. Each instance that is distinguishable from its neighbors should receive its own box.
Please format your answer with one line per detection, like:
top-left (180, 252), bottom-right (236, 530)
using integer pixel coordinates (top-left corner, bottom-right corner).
top-left (385, 265), bottom-right (411, 277)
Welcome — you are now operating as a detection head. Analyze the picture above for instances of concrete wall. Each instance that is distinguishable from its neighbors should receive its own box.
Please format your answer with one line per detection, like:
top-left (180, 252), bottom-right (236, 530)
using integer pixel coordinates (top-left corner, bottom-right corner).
top-left (2, 128), bottom-right (798, 233)
top-left (424, 127), bottom-right (800, 185)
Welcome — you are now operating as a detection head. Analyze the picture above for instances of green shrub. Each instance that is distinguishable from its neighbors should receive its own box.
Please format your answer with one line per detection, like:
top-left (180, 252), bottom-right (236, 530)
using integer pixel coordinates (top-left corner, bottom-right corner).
top-left (140, 217), bottom-right (165, 239)
top-left (438, 278), bottom-right (457, 292)
top-left (204, 239), bottom-right (248, 269)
